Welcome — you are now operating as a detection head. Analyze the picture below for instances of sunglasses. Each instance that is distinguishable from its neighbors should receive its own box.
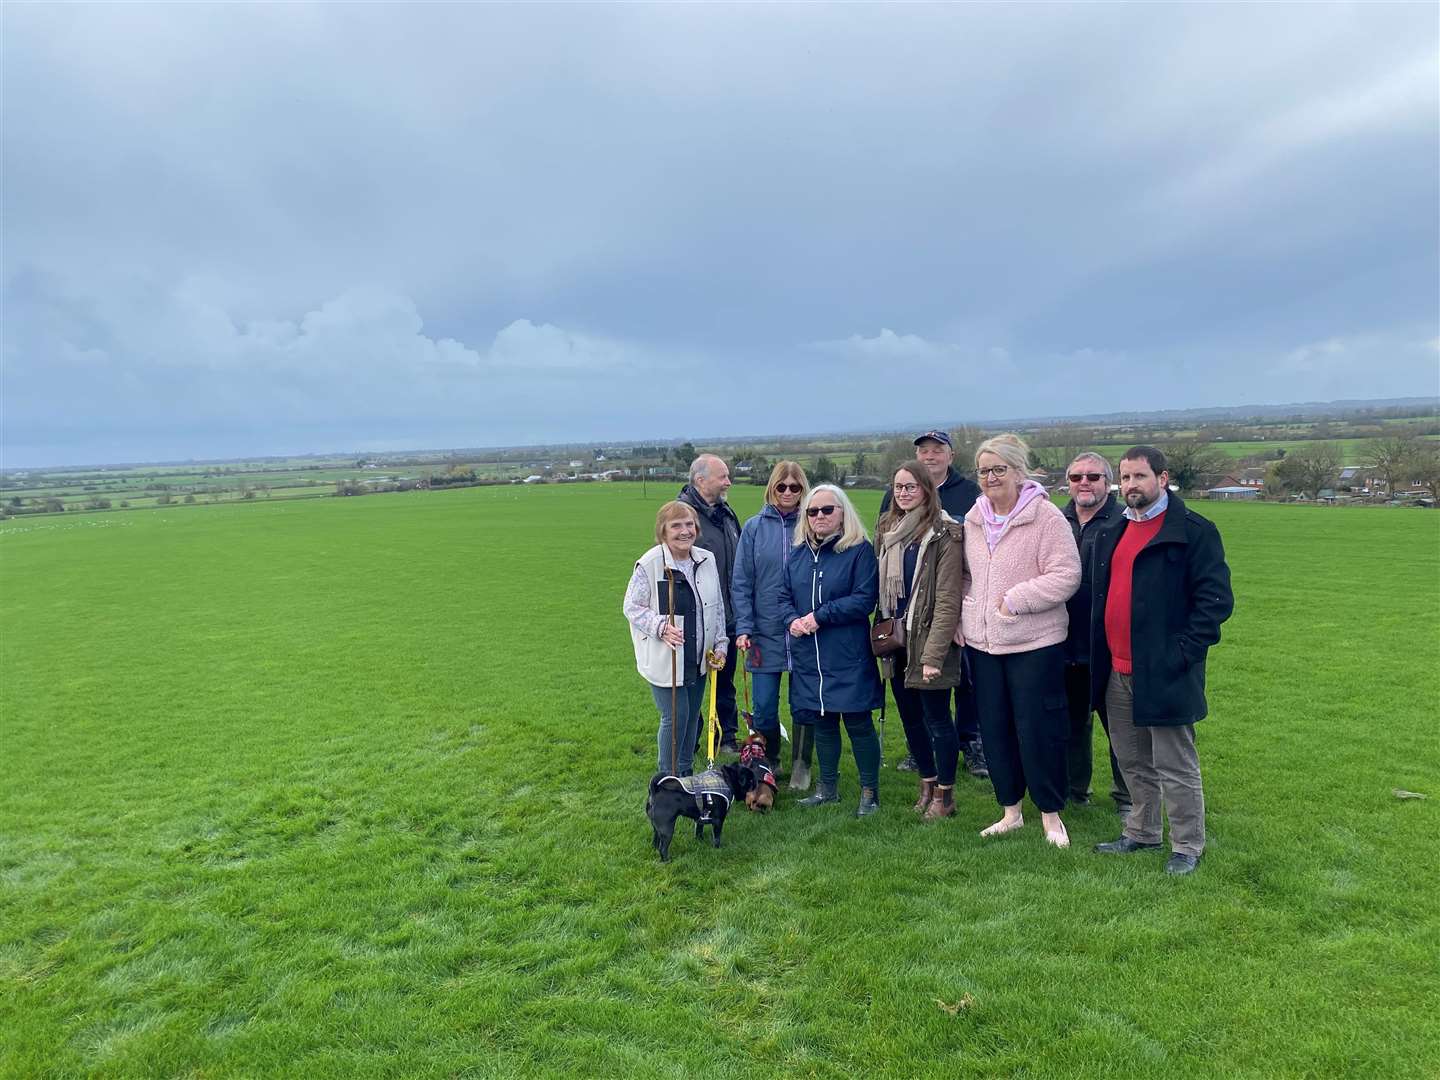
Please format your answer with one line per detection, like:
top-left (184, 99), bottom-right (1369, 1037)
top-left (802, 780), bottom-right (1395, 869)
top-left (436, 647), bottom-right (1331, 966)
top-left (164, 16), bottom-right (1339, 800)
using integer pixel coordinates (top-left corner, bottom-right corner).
top-left (1068, 472), bottom-right (1104, 483)
top-left (806, 505), bottom-right (838, 518)
top-left (774, 482), bottom-right (803, 494)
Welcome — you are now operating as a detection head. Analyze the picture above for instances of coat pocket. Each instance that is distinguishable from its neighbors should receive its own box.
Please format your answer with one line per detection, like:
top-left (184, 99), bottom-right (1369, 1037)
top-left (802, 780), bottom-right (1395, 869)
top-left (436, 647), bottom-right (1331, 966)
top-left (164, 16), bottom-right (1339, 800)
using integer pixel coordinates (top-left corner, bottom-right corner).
top-left (986, 607), bottom-right (1032, 649)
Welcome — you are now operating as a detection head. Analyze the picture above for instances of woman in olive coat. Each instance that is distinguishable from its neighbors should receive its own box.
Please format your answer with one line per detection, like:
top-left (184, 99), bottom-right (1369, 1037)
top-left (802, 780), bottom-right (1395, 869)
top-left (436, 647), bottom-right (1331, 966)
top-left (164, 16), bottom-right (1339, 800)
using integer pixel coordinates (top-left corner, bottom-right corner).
top-left (875, 464), bottom-right (966, 818)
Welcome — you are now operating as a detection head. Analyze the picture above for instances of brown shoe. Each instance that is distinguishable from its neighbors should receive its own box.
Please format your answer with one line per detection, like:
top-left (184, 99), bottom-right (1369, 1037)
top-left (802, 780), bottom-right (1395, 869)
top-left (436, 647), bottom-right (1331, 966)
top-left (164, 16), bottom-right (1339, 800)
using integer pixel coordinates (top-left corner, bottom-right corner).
top-left (912, 778), bottom-right (936, 813)
top-left (923, 785), bottom-right (955, 820)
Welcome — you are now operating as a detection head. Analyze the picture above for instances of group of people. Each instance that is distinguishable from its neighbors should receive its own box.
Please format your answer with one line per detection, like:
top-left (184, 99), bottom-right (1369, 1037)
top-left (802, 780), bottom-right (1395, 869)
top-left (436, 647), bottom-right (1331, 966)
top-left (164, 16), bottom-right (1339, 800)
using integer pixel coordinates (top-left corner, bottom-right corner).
top-left (623, 430), bottom-right (1234, 874)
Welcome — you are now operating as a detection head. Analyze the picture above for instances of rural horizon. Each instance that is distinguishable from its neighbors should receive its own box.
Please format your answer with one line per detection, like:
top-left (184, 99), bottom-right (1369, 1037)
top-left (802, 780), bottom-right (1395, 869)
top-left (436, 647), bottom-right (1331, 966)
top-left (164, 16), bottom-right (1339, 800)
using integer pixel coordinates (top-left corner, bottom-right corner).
top-left (5, 392), bottom-right (1437, 473)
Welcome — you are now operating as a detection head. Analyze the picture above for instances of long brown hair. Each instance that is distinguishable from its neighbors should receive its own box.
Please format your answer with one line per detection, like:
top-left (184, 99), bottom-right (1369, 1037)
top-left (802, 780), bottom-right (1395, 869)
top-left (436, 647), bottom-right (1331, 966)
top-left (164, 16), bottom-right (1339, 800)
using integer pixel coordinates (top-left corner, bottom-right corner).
top-left (876, 463), bottom-right (941, 535)
top-left (765, 460), bottom-right (809, 510)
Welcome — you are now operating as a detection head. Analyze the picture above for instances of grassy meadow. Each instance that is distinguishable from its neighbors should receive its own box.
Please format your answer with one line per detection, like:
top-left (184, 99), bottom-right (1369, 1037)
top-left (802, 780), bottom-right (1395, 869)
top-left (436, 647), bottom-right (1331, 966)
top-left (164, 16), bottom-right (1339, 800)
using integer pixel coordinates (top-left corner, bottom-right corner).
top-left (3, 484), bottom-right (1438, 1078)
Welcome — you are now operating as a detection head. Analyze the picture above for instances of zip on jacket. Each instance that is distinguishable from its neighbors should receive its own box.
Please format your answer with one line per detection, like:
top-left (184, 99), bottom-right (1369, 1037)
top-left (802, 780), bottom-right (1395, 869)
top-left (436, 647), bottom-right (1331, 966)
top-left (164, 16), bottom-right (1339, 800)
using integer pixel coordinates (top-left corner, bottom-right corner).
top-left (810, 548), bottom-right (825, 714)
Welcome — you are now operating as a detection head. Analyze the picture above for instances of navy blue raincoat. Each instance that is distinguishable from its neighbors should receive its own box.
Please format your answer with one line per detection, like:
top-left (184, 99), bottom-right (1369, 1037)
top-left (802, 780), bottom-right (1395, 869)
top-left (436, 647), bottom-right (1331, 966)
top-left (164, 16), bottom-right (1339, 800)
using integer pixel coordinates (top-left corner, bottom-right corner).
top-left (731, 503), bottom-right (800, 674)
top-left (778, 536), bottom-right (885, 714)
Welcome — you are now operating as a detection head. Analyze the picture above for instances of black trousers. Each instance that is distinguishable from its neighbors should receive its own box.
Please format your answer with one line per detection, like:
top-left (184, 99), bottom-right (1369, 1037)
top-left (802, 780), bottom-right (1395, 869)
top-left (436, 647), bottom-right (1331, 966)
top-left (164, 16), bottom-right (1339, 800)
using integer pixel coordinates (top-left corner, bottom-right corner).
top-left (695, 640), bottom-right (740, 744)
top-left (954, 657), bottom-right (981, 746)
top-left (1064, 661), bottom-right (1131, 806)
top-left (890, 650), bottom-right (960, 786)
top-left (967, 643), bottom-right (1068, 813)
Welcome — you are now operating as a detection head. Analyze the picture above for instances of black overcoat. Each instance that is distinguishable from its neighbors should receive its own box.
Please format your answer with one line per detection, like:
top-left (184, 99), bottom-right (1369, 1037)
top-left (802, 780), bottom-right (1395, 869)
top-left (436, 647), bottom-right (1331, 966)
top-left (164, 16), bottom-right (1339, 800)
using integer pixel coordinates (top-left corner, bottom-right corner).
top-left (1088, 493), bottom-right (1234, 726)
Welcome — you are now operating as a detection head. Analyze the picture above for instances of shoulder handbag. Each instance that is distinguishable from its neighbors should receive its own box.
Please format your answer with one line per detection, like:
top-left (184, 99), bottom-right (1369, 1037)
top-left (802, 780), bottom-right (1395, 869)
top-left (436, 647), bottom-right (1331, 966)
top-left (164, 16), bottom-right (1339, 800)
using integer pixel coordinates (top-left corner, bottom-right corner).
top-left (870, 616), bottom-right (905, 657)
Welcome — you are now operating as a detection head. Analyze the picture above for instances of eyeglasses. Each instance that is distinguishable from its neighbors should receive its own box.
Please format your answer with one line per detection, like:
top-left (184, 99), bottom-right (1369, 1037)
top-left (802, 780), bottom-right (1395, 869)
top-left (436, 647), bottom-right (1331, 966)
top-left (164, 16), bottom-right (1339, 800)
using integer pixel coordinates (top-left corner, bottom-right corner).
top-left (806, 505), bottom-right (838, 518)
top-left (1068, 472), bottom-right (1103, 483)
top-left (774, 483), bottom-right (803, 494)
top-left (892, 482), bottom-right (920, 494)
top-left (976, 465), bottom-right (1009, 478)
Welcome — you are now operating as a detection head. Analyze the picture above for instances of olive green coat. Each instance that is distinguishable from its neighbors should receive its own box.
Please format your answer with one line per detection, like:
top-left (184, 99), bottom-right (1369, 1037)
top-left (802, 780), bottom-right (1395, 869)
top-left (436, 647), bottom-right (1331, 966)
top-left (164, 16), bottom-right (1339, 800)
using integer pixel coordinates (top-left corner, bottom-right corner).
top-left (901, 521), bottom-right (966, 690)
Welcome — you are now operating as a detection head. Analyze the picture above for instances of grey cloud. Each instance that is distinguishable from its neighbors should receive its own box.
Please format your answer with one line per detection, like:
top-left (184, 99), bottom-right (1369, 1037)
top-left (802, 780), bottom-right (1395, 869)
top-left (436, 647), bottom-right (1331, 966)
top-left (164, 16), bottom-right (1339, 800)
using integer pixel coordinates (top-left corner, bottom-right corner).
top-left (3, 3), bottom-right (1436, 464)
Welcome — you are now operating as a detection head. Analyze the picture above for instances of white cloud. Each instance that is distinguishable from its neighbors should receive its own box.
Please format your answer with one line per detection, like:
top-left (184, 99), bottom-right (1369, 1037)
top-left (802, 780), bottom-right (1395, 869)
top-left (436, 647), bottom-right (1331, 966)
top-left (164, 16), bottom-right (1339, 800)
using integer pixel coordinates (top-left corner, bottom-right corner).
top-left (488, 318), bottom-right (638, 372)
top-left (806, 328), bottom-right (965, 361)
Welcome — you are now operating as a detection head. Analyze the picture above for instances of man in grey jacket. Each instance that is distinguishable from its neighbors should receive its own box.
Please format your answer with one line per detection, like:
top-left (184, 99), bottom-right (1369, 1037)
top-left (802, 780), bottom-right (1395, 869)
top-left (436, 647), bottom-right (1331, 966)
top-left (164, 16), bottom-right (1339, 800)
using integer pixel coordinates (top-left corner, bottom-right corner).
top-left (678, 455), bottom-right (743, 753)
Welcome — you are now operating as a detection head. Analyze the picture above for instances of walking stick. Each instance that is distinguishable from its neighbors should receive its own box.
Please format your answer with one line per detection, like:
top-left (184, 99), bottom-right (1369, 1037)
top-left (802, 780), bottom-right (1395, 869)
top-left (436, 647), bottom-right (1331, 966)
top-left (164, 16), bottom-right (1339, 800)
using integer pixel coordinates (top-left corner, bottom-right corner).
top-left (877, 693), bottom-right (886, 768)
top-left (666, 567), bottom-right (677, 774)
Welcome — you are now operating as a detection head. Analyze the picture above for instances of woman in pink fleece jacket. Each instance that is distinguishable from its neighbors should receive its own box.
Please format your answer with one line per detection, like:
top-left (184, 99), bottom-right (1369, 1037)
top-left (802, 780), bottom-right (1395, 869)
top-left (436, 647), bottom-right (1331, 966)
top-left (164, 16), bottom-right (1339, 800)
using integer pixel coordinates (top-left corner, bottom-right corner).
top-left (962, 433), bottom-right (1081, 848)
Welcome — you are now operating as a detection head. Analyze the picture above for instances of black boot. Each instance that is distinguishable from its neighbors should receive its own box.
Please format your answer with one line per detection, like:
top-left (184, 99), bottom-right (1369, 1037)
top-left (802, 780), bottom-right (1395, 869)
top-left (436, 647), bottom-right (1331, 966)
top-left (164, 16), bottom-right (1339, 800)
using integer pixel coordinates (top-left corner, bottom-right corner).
top-left (856, 788), bottom-right (880, 817)
top-left (797, 780), bottom-right (839, 806)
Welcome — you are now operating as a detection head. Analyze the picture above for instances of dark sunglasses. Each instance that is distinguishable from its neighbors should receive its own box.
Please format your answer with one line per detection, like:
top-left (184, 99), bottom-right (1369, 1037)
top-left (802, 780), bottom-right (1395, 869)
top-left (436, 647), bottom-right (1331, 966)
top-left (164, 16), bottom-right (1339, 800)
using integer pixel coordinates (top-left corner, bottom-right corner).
top-left (1068, 472), bottom-right (1104, 483)
top-left (774, 482), bottom-right (803, 494)
top-left (806, 505), bottom-right (838, 518)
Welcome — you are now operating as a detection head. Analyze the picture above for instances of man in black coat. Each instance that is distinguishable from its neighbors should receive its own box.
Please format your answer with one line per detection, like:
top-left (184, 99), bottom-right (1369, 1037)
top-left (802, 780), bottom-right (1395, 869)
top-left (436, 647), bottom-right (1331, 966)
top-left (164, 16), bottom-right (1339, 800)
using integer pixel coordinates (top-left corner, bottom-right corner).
top-left (1060, 452), bottom-right (1130, 814)
top-left (678, 455), bottom-right (743, 754)
top-left (878, 430), bottom-right (988, 779)
top-left (1088, 446), bottom-right (1234, 875)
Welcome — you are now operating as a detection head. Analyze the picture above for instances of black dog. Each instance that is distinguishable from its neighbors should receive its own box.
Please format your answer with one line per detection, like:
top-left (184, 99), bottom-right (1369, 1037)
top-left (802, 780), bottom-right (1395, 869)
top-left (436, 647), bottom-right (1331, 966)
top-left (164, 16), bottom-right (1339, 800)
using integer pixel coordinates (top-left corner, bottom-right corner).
top-left (646, 763), bottom-right (757, 862)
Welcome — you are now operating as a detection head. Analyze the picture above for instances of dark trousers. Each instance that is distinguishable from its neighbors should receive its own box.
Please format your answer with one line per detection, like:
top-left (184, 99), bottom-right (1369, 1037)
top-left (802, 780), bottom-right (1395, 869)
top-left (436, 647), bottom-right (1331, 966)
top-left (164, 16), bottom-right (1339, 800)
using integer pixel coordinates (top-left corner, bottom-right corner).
top-left (954, 651), bottom-right (980, 745)
top-left (967, 644), bottom-right (1068, 813)
top-left (890, 653), bottom-right (960, 785)
top-left (796, 709), bottom-right (880, 791)
top-left (748, 670), bottom-right (786, 767)
top-left (1064, 662), bottom-right (1131, 807)
top-left (695, 642), bottom-right (740, 745)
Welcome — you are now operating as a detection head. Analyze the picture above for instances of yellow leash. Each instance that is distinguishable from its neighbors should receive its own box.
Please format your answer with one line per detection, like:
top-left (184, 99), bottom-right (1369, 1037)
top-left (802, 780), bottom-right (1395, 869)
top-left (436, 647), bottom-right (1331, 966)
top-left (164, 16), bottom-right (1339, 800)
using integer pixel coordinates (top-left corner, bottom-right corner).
top-left (705, 651), bottom-right (720, 769)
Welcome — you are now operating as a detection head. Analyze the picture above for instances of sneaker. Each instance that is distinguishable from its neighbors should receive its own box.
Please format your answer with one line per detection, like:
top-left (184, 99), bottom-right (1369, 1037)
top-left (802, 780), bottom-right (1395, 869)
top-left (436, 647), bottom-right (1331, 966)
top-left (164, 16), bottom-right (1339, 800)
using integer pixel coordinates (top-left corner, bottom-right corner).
top-left (717, 740), bottom-right (741, 757)
top-left (1165, 853), bottom-right (1200, 875)
top-left (963, 741), bottom-right (990, 779)
top-left (896, 753), bottom-right (918, 772)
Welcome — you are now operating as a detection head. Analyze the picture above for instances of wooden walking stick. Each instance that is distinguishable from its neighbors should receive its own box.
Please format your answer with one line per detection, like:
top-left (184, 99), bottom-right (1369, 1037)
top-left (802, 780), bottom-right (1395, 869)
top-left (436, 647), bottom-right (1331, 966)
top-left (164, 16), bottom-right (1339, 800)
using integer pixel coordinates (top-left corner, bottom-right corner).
top-left (666, 567), bottom-right (678, 774)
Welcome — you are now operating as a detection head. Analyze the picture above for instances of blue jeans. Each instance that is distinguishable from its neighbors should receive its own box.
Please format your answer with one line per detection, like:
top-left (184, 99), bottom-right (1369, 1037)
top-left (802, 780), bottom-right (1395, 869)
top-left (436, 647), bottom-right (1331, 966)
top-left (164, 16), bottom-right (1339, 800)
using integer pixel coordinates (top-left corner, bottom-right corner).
top-left (653, 681), bottom-right (705, 776)
top-left (749, 670), bottom-right (786, 754)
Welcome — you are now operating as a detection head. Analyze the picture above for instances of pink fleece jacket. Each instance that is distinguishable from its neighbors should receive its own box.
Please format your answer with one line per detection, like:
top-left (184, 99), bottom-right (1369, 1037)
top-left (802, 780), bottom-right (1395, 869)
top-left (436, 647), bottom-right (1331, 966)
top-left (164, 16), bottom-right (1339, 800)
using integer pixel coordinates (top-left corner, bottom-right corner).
top-left (961, 491), bottom-right (1081, 654)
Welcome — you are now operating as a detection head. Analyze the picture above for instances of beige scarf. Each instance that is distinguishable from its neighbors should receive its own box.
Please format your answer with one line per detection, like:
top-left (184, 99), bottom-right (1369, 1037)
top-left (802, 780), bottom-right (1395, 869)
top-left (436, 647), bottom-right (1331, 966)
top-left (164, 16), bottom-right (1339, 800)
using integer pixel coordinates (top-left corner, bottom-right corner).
top-left (877, 511), bottom-right (932, 617)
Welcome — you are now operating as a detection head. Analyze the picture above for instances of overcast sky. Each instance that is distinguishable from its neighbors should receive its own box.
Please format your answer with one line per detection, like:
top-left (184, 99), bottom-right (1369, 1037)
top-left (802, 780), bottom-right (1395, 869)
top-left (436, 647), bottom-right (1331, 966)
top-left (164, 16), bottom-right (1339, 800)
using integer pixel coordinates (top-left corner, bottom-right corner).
top-left (3, 3), bottom-right (1437, 466)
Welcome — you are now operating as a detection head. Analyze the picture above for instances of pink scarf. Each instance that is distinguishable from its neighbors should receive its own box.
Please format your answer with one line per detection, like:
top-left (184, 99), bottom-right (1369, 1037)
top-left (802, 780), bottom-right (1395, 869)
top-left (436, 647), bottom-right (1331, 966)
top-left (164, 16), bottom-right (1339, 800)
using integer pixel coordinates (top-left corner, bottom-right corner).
top-left (977, 479), bottom-right (1048, 551)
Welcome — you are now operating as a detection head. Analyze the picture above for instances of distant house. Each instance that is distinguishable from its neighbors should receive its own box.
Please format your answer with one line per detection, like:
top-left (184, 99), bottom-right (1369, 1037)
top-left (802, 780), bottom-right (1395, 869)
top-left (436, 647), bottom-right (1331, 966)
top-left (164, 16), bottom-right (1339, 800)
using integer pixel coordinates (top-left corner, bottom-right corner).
top-left (1206, 486), bottom-right (1259, 501)
top-left (1238, 468), bottom-right (1266, 488)
top-left (1337, 467), bottom-right (1375, 493)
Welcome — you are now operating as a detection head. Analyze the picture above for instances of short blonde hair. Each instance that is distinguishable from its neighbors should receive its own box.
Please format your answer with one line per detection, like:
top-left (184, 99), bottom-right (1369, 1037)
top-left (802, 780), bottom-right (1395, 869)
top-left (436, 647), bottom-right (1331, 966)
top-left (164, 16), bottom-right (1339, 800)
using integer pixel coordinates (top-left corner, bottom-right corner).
top-left (793, 484), bottom-right (869, 551)
top-left (975, 432), bottom-right (1044, 482)
top-left (765, 460), bottom-right (809, 509)
top-left (654, 500), bottom-right (700, 545)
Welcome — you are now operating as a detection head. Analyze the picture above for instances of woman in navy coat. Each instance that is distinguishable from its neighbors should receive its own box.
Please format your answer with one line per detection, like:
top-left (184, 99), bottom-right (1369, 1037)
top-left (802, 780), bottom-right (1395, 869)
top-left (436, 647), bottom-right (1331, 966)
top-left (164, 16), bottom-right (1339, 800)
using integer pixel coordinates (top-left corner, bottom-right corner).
top-left (779, 484), bottom-right (886, 816)
top-left (732, 461), bottom-right (813, 784)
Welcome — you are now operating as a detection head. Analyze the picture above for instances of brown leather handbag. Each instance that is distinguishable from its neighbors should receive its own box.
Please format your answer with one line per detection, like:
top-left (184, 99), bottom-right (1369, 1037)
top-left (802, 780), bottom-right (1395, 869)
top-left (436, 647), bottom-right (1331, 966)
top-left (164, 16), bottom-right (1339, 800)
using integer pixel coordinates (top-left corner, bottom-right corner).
top-left (870, 616), bottom-right (905, 657)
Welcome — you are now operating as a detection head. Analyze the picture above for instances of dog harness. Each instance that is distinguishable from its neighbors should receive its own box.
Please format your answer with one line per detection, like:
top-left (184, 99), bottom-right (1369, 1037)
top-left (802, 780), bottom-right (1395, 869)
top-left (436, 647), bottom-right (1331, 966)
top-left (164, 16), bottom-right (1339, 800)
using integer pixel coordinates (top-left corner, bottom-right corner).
top-left (739, 740), bottom-right (777, 790)
top-left (661, 769), bottom-right (732, 823)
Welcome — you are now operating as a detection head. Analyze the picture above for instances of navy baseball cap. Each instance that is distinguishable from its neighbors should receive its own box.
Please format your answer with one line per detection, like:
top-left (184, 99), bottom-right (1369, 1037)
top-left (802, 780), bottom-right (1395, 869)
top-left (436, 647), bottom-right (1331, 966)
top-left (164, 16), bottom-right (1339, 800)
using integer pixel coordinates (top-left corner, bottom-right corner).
top-left (914, 430), bottom-right (953, 448)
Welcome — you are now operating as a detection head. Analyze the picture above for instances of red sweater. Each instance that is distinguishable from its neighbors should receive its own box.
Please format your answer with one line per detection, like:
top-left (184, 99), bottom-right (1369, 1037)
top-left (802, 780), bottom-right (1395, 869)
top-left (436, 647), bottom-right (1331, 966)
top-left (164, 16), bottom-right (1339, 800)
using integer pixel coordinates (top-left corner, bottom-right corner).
top-left (1104, 513), bottom-right (1165, 674)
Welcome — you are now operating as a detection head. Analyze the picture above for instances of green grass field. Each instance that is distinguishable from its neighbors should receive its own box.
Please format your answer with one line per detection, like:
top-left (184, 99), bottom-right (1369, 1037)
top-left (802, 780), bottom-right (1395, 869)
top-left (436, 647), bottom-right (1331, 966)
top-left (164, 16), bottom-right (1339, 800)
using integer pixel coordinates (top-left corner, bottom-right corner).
top-left (3, 486), bottom-right (1438, 1078)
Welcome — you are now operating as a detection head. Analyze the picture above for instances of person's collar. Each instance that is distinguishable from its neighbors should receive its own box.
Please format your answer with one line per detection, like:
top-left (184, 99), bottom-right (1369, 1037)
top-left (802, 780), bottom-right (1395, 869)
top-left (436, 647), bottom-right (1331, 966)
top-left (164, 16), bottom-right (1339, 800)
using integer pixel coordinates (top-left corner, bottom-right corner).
top-left (1073, 490), bottom-right (1113, 524)
top-left (1124, 489), bottom-right (1169, 522)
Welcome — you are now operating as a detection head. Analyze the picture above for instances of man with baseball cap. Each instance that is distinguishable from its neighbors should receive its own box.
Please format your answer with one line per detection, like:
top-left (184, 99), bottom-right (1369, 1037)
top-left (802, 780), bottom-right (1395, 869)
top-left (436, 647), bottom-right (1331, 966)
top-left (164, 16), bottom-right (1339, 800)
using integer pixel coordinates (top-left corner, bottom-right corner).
top-left (878, 429), bottom-right (987, 779)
